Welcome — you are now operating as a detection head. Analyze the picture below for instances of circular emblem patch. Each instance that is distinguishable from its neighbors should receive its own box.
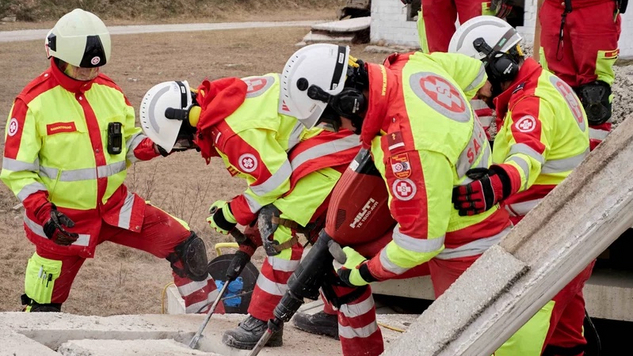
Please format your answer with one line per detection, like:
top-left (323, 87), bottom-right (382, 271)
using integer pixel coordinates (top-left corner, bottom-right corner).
top-left (244, 76), bottom-right (274, 98)
top-left (409, 72), bottom-right (470, 123)
top-left (391, 178), bottom-right (417, 201)
top-left (91, 56), bottom-right (101, 66)
top-left (239, 153), bottom-right (258, 173)
top-left (8, 118), bottom-right (18, 137)
top-left (550, 76), bottom-right (585, 130)
top-left (514, 115), bottom-right (537, 133)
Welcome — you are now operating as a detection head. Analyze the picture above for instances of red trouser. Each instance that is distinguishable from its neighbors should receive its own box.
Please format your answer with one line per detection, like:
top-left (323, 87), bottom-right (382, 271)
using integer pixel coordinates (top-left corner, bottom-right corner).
top-left (539, 0), bottom-right (621, 88)
top-left (34, 204), bottom-right (222, 314)
top-left (420, 0), bottom-right (490, 52)
top-left (509, 215), bottom-right (594, 356)
top-left (326, 230), bottom-right (483, 356)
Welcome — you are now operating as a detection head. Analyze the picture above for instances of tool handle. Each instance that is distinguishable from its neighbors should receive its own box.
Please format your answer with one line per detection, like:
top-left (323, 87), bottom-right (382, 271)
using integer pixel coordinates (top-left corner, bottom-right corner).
top-left (328, 240), bottom-right (347, 264)
top-left (188, 281), bottom-right (230, 349)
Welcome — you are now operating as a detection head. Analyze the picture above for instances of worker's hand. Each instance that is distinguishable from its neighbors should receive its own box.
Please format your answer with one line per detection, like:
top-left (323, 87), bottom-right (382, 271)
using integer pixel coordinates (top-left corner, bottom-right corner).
top-left (491, 0), bottom-right (513, 18)
top-left (226, 250), bottom-right (251, 282)
top-left (333, 246), bottom-right (378, 287)
top-left (236, 222), bottom-right (262, 256)
top-left (207, 200), bottom-right (237, 235)
top-left (40, 203), bottom-right (79, 246)
top-left (452, 166), bottom-right (511, 216)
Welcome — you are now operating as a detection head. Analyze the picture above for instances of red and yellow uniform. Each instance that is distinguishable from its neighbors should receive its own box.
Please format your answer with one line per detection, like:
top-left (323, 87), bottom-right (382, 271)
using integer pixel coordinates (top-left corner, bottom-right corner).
top-left (1, 60), bottom-right (219, 312)
top-left (539, 0), bottom-right (621, 150)
top-left (193, 74), bottom-right (361, 321)
top-left (418, 0), bottom-right (494, 53)
top-left (492, 58), bottom-right (592, 356)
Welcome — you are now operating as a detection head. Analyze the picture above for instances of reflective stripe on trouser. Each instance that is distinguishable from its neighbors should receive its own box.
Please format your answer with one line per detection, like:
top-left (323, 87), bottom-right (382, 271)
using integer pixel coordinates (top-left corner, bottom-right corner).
top-left (335, 286), bottom-right (384, 356)
top-left (174, 273), bottom-right (222, 314)
top-left (247, 224), bottom-right (303, 321)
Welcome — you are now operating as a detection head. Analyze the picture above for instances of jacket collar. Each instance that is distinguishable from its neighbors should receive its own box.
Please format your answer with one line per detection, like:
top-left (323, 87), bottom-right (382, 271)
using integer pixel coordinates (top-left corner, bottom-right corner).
top-left (493, 57), bottom-right (542, 115)
top-left (359, 63), bottom-right (399, 147)
top-left (49, 58), bottom-right (96, 93)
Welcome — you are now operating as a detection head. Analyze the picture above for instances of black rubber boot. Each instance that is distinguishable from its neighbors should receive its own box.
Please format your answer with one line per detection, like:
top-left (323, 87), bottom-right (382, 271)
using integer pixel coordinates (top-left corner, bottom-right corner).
top-left (222, 315), bottom-right (283, 350)
top-left (292, 311), bottom-right (339, 340)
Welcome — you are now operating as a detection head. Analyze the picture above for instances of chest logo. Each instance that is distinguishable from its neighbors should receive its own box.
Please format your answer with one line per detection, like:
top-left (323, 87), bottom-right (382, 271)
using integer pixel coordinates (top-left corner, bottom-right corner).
top-left (514, 115), bottom-right (537, 133)
top-left (239, 153), bottom-right (258, 173)
top-left (392, 178), bottom-right (417, 201)
top-left (8, 118), bottom-right (18, 137)
top-left (46, 121), bottom-right (77, 135)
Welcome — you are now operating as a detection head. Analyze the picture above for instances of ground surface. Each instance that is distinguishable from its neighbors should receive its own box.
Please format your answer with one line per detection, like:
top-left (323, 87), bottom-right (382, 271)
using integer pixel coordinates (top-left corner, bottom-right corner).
top-left (0, 12), bottom-right (388, 316)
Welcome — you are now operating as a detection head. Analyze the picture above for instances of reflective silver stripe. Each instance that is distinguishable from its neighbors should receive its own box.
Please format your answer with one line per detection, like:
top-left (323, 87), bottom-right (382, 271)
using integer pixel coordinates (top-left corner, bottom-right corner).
top-left (126, 133), bottom-right (146, 163)
top-left (464, 65), bottom-right (486, 93)
top-left (244, 193), bottom-right (263, 214)
top-left (287, 122), bottom-right (305, 151)
top-left (507, 155), bottom-right (531, 190)
top-left (290, 135), bottom-right (361, 171)
top-left (177, 279), bottom-right (208, 297)
top-left (17, 182), bottom-right (47, 202)
top-left (338, 321), bottom-right (379, 339)
top-left (2, 157), bottom-right (39, 172)
top-left (435, 226), bottom-right (511, 260)
top-left (184, 283), bottom-right (220, 314)
top-left (509, 143), bottom-right (545, 164)
top-left (24, 215), bottom-right (90, 246)
top-left (339, 294), bottom-right (375, 318)
top-left (379, 248), bottom-right (409, 275)
top-left (506, 198), bottom-right (543, 216)
top-left (541, 149), bottom-right (588, 174)
top-left (268, 256), bottom-right (300, 272)
top-left (255, 273), bottom-right (288, 296)
top-left (250, 160), bottom-right (292, 196)
top-left (393, 225), bottom-right (445, 253)
top-left (118, 192), bottom-right (135, 229)
top-left (39, 161), bottom-right (127, 182)
top-left (589, 127), bottom-right (609, 141)
top-left (456, 122), bottom-right (489, 180)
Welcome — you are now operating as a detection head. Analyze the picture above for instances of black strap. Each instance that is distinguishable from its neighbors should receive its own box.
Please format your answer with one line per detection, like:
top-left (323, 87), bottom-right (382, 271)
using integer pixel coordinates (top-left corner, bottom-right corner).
top-left (556, 1), bottom-right (573, 62)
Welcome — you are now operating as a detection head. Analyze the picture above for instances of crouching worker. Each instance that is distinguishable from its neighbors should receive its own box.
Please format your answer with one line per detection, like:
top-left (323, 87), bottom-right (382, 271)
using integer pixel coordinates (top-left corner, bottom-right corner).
top-left (0, 9), bottom-right (220, 314)
top-left (140, 69), bottom-right (361, 349)
top-left (280, 43), bottom-right (552, 356)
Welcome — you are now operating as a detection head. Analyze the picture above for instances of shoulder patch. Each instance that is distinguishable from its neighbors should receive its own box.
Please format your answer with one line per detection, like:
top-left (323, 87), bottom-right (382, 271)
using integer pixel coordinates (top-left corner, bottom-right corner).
top-left (514, 115), bottom-right (537, 133)
top-left (238, 153), bottom-right (258, 173)
top-left (409, 72), bottom-right (470, 123)
top-left (391, 178), bottom-right (417, 201)
top-left (243, 75), bottom-right (275, 99)
top-left (549, 76), bottom-right (586, 131)
top-left (8, 118), bottom-right (19, 137)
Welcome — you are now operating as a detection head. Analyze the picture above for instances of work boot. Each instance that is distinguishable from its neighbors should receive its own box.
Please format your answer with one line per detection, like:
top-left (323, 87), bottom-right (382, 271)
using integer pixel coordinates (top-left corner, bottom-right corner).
top-left (292, 311), bottom-right (339, 340)
top-left (222, 314), bottom-right (283, 349)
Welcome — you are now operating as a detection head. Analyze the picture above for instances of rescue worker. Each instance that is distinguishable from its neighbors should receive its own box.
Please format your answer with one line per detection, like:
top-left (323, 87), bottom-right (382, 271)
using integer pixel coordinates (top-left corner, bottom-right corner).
top-left (449, 16), bottom-right (592, 356)
top-left (140, 73), bottom-right (361, 349)
top-left (538, 0), bottom-right (623, 150)
top-left (0, 9), bottom-right (220, 314)
top-left (280, 43), bottom-right (553, 356)
top-left (399, 0), bottom-right (495, 53)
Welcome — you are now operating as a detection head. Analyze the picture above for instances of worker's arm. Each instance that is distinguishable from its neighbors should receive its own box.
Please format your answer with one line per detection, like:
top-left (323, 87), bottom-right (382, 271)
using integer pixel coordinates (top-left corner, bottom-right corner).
top-left (217, 129), bottom-right (292, 226)
top-left (366, 149), bottom-right (453, 281)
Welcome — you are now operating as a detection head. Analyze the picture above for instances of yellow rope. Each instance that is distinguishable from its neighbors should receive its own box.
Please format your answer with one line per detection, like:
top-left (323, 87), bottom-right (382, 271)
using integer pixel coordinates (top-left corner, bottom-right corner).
top-left (377, 322), bottom-right (405, 333)
top-left (160, 282), bottom-right (175, 314)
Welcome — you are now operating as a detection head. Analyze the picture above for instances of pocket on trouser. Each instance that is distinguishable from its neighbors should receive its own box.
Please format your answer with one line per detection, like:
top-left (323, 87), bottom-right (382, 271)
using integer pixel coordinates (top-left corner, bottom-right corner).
top-left (24, 253), bottom-right (62, 304)
top-left (493, 300), bottom-right (555, 356)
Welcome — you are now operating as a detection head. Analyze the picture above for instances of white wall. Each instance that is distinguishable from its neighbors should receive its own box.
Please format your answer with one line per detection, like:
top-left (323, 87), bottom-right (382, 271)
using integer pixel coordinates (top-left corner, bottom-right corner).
top-left (371, 0), bottom-right (633, 59)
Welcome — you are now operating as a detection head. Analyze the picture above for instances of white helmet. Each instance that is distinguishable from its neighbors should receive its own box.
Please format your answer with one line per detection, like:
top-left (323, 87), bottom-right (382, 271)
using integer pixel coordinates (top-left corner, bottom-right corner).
top-left (448, 15), bottom-right (522, 60)
top-left (280, 44), bottom-right (350, 129)
top-left (45, 8), bottom-right (111, 68)
top-left (139, 80), bottom-right (194, 152)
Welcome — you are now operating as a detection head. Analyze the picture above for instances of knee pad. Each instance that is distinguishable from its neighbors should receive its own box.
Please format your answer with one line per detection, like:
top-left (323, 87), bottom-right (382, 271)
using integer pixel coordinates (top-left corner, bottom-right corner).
top-left (168, 232), bottom-right (209, 281)
top-left (575, 81), bottom-right (612, 125)
top-left (21, 294), bottom-right (62, 312)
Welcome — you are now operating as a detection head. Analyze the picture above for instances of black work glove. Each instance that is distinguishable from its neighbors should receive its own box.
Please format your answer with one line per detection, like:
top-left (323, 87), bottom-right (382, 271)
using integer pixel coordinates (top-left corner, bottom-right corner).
top-left (43, 204), bottom-right (79, 246)
top-left (226, 250), bottom-right (251, 282)
top-left (452, 166), bottom-right (512, 216)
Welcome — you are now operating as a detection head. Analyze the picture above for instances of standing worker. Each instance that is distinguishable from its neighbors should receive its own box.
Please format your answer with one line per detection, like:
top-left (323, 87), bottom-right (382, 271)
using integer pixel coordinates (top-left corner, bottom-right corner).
top-left (449, 16), bottom-right (592, 356)
top-left (279, 43), bottom-right (556, 356)
top-left (140, 72), bottom-right (361, 349)
top-left (0, 9), bottom-right (220, 313)
top-left (539, 0), bottom-right (623, 150)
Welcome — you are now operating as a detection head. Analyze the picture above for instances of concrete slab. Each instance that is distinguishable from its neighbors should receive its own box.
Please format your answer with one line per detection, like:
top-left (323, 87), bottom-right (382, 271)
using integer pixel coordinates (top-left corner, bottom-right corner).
top-left (58, 339), bottom-right (219, 356)
top-left (311, 17), bottom-right (371, 33)
top-left (302, 32), bottom-right (355, 44)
